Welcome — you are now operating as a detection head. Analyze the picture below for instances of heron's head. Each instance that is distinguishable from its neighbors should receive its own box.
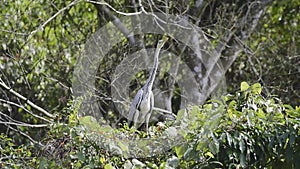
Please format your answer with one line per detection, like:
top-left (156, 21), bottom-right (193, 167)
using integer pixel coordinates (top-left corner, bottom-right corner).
top-left (157, 35), bottom-right (169, 49)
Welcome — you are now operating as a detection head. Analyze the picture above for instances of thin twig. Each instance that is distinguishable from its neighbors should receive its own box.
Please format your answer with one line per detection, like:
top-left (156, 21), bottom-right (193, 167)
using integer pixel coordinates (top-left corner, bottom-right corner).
top-left (0, 113), bottom-right (48, 127)
top-left (2, 121), bottom-right (45, 147)
top-left (153, 107), bottom-right (176, 118)
top-left (86, 0), bottom-right (142, 16)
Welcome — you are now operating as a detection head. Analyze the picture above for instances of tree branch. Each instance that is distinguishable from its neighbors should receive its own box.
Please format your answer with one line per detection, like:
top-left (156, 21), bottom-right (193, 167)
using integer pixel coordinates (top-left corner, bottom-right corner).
top-left (1, 120), bottom-right (45, 147)
top-left (0, 98), bottom-right (52, 123)
top-left (0, 78), bottom-right (54, 119)
top-left (94, 3), bottom-right (136, 45)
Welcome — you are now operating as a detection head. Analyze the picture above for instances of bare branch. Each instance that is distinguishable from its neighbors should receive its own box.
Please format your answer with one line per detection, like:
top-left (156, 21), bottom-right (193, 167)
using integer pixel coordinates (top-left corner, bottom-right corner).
top-left (94, 2), bottom-right (136, 45)
top-left (0, 98), bottom-right (52, 123)
top-left (1, 121), bottom-right (45, 147)
top-left (86, 0), bottom-right (142, 16)
top-left (153, 107), bottom-right (176, 119)
top-left (0, 78), bottom-right (54, 119)
top-left (0, 112), bottom-right (48, 127)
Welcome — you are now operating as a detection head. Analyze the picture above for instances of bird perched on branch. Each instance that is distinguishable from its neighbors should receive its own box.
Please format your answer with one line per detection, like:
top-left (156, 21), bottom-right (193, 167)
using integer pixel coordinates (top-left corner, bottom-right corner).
top-left (128, 36), bottom-right (168, 133)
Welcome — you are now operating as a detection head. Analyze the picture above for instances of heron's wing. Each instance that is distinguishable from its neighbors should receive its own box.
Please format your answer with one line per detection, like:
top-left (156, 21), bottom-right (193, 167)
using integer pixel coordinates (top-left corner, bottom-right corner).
top-left (128, 89), bottom-right (144, 125)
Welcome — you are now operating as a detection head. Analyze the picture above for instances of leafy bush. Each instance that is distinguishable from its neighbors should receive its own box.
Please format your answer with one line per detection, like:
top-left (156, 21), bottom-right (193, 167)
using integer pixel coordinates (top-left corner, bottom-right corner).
top-left (1, 82), bottom-right (299, 168)
top-left (0, 134), bottom-right (34, 168)
top-left (175, 82), bottom-right (300, 168)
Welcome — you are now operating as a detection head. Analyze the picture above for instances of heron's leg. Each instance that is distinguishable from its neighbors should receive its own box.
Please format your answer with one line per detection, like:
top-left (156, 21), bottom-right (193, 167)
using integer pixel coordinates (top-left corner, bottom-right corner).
top-left (133, 109), bottom-right (140, 129)
top-left (145, 113), bottom-right (151, 135)
top-left (146, 92), bottom-right (154, 136)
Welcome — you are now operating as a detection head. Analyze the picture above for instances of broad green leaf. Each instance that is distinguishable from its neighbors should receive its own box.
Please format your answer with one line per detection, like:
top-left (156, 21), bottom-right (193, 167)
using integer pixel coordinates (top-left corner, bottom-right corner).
top-left (78, 116), bottom-right (112, 132)
top-left (176, 108), bottom-right (186, 122)
top-left (104, 163), bottom-right (114, 169)
top-left (78, 116), bottom-right (100, 131)
top-left (175, 144), bottom-right (188, 159)
top-left (256, 108), bottom-right (266, 119)
top-left (251, 83), bottom-right (262, 94)
top-left (239, 139), bottom-right (245, 153)
top-left (205, 151), bottom-right (215, 158)
top-left (240, 82), bottom-right (250, 92)
top-left (100, 156), bottom-right (106, 164)
top-left (117, 140), bottom-right (129, 157)
top-left (226, 132), bottom-right (233, 146)
top-left (77, 151), bottom-right (85, 161)
top-left (190, 106), bottom-right (199, 119)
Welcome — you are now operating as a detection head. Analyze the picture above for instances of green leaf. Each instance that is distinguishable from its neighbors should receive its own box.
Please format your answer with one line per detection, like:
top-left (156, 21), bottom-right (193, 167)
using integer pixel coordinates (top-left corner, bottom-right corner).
top-left (78, 116), bottom-right (113, 132)
top-left (256, 108), bottom-right (266, 119)
top-left (175, 144), bottom-right (188, 159)
top-left (77, 151), bottom-right (85, 161)
top-left (240, 82), bottom-right (250, 92)
top-left (104, 163), bottom-right (114, 169)
top-left (251, 83), bottom-right (262, 94)
top-left (239, 139), bottom-right (245, 153)
top-left (38, 157), bottom-right (47, 169)
top-left (117, 140), bottom-right (129, 158)
top-left (226, 132), bottom-right (233, 146)
top-left (176, 108), bottom-right (186, 122)
top-left (190, 106), bottom-right (199, 120)
top-left (205, 151), bottom-right (215, 158)
top-left (209, 141), bottom-right (219, 154)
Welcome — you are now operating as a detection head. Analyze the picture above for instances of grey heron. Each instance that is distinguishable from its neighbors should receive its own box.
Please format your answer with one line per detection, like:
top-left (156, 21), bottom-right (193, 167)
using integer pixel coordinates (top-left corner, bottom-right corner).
top-left (128, 36), bottom-right (168, 132)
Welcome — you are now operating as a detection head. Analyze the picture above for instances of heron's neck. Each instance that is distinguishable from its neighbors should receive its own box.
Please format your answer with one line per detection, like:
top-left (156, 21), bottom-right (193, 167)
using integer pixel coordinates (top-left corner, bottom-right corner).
top-left (144, 47), bottom-right (160, 92)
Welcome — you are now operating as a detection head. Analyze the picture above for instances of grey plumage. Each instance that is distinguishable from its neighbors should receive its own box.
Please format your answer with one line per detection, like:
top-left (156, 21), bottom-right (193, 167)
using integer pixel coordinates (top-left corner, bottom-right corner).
top-left (128, 37), bottom-right (168, 132)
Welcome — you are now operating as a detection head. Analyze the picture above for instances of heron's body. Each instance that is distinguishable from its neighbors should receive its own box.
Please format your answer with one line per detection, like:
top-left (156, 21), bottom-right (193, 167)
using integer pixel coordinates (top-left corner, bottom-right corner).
top-left (128, 37), bottom-right (168, 132)
top-left (129, 89), bottom-right (153, 128)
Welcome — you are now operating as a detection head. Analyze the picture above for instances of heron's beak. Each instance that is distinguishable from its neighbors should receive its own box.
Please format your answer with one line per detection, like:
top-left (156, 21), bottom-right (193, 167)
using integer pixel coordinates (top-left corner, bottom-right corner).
top-left (162, 35), bottom-right (169, 43)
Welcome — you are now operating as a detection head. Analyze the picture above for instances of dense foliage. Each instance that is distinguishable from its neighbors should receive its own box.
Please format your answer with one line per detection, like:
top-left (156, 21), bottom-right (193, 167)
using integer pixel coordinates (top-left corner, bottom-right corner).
top-left (227, 0), bottom-right (300, 106)
top-left (175, 82), bottom-right (300, 168)
top-left (0, 0), bottom-right (299, 168)
top-left (1, 82), bottom-right (300, 168)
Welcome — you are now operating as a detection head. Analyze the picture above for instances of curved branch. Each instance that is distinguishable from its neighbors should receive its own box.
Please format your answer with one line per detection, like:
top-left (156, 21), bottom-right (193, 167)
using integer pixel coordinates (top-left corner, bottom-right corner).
top-left (94, 3), bottom-right (136, 45)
